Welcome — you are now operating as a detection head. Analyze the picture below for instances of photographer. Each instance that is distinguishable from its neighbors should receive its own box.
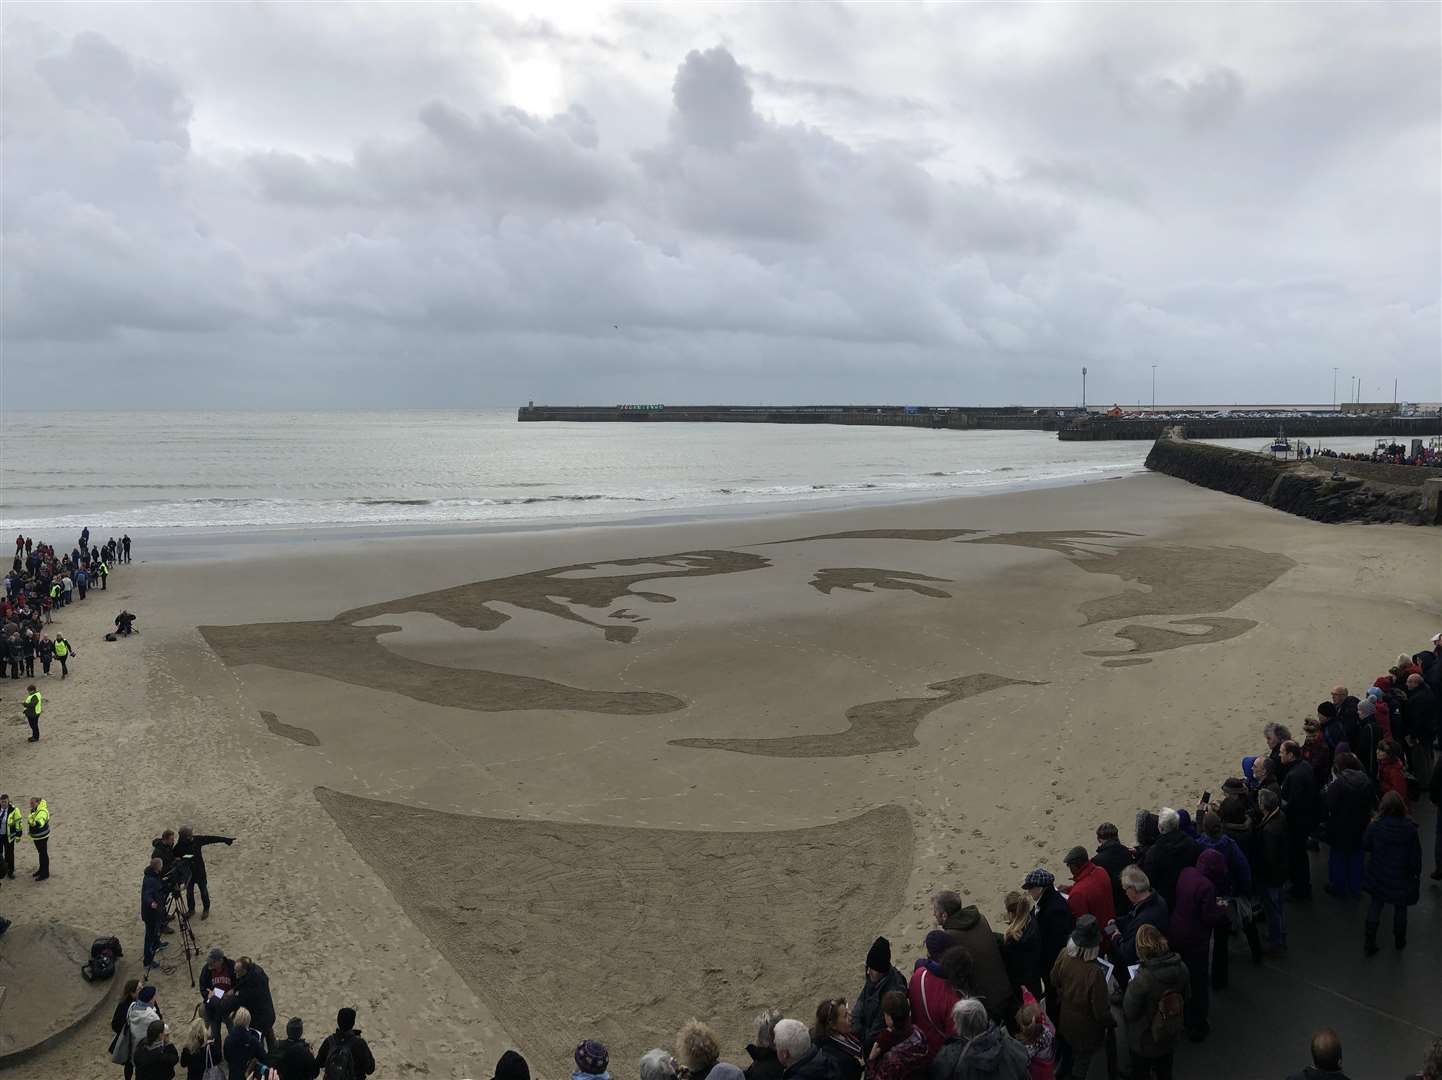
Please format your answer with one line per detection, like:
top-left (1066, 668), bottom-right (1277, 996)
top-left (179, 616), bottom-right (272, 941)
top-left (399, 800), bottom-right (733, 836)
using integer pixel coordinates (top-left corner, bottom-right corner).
top-left (140, 857), bottom-right (168, 971)
top-left (115, 610), bottom-right (137, 636)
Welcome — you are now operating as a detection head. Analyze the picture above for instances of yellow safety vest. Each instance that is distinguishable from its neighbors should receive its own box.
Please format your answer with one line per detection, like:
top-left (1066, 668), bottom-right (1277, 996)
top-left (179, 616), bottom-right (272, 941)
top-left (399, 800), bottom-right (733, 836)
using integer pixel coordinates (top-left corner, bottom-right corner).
top-left (3, 806), bottom-right (21, 842)
top-left (24, 691), bottom-right (41, 716)
top-left (54, 640), bottom-right (69, 658)
top-left (27, 801), bottom-right (49, 841)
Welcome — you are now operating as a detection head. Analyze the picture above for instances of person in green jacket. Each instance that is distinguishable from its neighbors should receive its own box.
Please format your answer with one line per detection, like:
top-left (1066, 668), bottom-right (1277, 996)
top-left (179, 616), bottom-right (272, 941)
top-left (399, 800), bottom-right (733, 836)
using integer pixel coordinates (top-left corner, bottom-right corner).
top-left (23, 684), bottom-right (41, 742)
top-left (1121, 924), bottom-right (1189, 1079)
top-left (27, 797), bottom-right (49, 880)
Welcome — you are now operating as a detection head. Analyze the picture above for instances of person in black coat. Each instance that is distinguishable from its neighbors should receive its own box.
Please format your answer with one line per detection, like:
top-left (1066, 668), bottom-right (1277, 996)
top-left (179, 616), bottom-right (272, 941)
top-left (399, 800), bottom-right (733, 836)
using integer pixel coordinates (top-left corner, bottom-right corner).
top-left (173, 827), bottom-right (235, 919)
top-left (269, 1017), bottom-right (320, 1080)
top-left (1023, 867), bottom-right (1074, 1017)
top-left (744, 1008), bottom-right (785, 1080)
top-left (132, 1021), bottom-right (180, 1080)
top-left (1142, 810), bottom-right (1199, 911)
top-left (1362, 791), bottom-right (1422, 954)
top-left (1278, 742), bottom-right (1319, 899)
top-left (224, 958), bottom-right (276, 1052)
top-left (1091, 822), bottom-right (1136, 916)
top-left (851, 937), bottom-right (906, 1053)
top-left (996, 892), bottom-right (1043, 1001)
top-left (110, 978), bottom-right (142, 1080)
top-left (1322, 753), bottom-right (1374, 898)
top-left (316, 1009), bottom-right (376, 1078)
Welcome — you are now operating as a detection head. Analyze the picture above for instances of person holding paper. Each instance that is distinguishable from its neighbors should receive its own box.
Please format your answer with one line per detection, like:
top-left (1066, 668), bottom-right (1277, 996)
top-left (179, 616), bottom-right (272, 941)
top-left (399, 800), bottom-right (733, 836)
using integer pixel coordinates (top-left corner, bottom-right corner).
top-left (1049, 916), bottom-right (1113, 1080)
top-left (200, 949), bottom-right (237, 1043)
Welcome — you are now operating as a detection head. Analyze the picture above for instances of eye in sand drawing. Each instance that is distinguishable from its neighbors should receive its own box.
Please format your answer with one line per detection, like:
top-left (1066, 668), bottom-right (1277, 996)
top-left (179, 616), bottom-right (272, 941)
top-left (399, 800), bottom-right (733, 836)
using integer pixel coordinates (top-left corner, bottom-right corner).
top-left (807, 567), bottom-right (952, 598)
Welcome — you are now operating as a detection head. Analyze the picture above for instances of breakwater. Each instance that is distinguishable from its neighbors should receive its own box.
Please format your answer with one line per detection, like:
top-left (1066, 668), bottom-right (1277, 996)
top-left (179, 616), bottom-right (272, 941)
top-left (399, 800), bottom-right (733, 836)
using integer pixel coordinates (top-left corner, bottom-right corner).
top-left (517, 404), bottom-right (1062, 429)
top-left (1145, 429), bottom-right (1442, 525)
top-left (1059, 415), bottom-right (1439, 441)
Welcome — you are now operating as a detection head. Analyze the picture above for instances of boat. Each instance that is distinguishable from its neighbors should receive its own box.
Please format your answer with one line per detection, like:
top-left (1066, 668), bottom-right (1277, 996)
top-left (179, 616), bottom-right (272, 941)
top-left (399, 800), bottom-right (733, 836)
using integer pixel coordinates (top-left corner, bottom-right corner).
top-left (1267, 428), bottom-right (1291, 454)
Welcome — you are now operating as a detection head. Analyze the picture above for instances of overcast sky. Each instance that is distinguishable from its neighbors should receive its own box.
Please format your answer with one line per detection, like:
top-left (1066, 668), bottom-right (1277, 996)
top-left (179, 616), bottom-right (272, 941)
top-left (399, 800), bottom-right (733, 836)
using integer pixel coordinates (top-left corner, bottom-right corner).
top-left (2, 2), bottom-right (1438, 409)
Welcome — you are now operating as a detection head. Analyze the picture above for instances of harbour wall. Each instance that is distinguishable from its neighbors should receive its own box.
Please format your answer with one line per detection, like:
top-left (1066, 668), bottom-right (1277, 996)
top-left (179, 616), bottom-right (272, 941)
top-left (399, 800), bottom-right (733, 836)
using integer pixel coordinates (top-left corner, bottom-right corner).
top-left (1144, 429), bottom-right (1442, 526)
top-left (516, 405), bottom-right (1063, 429)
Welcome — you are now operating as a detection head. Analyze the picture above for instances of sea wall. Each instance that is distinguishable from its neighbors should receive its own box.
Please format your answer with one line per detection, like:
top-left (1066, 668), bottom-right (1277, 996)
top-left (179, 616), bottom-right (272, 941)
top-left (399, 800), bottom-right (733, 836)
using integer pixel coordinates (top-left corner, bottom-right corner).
top-left (1144, 430), bottom-right (1442, 525)
top-left (517, 404), bottom-right (1060, 430)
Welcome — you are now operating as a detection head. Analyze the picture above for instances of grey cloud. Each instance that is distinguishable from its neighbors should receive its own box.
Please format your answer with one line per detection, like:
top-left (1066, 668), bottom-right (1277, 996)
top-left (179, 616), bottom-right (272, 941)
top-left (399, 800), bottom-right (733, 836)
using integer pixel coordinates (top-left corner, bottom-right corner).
top-left (1118, 64), bottom-right (1245, 132)
top-left (671, 47), bottom-right (759, 149)
top-left (35, 29), bottom-right (192, 147)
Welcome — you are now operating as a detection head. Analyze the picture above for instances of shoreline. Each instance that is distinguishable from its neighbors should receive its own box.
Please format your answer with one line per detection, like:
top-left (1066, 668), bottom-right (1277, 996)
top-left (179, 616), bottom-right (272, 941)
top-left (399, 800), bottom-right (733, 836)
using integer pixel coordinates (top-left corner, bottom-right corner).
top-left (94, 467), bottom-right (1147, 562)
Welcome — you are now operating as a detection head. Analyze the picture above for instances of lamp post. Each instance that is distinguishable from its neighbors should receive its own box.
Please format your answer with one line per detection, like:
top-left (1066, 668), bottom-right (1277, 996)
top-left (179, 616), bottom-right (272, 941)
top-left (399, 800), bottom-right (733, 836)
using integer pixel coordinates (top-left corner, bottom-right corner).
top-left (1151, 363), bottom-right (1157, 412)
top-left (1082, 366), bottom-right (1087, 412)
top-left (1332, 367), bottom-right (1338, 409)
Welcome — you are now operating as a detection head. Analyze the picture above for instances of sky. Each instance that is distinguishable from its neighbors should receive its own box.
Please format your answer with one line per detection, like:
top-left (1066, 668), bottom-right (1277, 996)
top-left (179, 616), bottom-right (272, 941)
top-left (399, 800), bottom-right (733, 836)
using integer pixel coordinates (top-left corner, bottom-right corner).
top-left (1, 2), bottom-right (1438, 409)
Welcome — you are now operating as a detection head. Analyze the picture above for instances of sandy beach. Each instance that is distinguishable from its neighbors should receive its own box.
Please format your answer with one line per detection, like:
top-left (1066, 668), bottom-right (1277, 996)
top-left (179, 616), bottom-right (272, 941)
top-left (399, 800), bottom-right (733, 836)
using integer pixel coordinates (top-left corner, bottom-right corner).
top-left (14, 471), bottom-right (1440, 1079)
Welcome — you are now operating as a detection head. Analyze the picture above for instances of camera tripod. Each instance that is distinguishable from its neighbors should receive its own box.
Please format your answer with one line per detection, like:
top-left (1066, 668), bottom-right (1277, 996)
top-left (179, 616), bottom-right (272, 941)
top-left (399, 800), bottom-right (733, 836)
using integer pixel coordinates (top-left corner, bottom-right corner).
top-left (164, 888), bottom-right (202, 986)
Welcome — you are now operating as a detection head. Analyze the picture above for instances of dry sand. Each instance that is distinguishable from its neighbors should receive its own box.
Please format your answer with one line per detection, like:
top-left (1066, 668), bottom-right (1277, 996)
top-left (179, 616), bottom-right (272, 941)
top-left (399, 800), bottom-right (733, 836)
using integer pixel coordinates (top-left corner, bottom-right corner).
top-left (13, 471), bottom-right (1440, 1079)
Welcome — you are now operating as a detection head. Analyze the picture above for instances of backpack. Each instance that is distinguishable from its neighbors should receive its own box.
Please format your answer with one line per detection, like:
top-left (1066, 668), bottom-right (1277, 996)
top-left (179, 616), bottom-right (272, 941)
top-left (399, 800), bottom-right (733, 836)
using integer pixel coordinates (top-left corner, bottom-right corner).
top-left (82, 936), bottom-right (123, 981)
top-left (325, 1037), bottom-right (358, 1080)
top-left (1150, 987), bottom-right (1185, 1044)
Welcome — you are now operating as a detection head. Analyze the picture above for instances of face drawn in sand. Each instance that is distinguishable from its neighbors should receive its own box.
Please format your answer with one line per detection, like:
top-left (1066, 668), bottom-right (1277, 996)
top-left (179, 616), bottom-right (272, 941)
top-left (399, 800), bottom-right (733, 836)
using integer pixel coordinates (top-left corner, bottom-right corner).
top-left (809, 568), bottom-right (952, 599)
top-left (200, 620), bottom-right (686, 714)
top-left (315, 787), bottom-right (912, 1068)
top-left (338, 549), bottom-right (769, 645)
top-left (672, 674), bottom-right (1044, 757)
top-left (199, 549), bottom-right (771, 715)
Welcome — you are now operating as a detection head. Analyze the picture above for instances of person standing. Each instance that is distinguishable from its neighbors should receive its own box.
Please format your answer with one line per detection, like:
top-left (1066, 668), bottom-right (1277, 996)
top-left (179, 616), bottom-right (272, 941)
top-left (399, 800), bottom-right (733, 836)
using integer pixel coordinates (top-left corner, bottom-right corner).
top-left (132, 1019), bottom-right (179, 1080)
top-left (23, 684), bottom-right (42, 742)
top-left (141, 857), bottom-right (167, 970)
top-left (1362, 791), bottom-right (1422, 955)
top-left (173, 827), bottom-right (235, 920)
top-left (53, 634), bottom-right (73, 678)
top-left (1120, 926), bottom-right (1189, 1080)
top-left (123, 535), bottom-right (132, 564)
top-left (37, 634), bottom-right (53, 677)
top-left (0, 794), bottom-right (19, 879)
top-left (271, 1017), bottom-right (319, 1080)
top-left (1278, 741), bottom-right (1319, 900)
top-left (27, 796), bottom-right (49, 879)
top-left (316, 1008), bottom-right (376, 1079)
top-left (225, 957), bottom-right (276, 1053)
top-left (109, 978), bottom-right (143, 1080)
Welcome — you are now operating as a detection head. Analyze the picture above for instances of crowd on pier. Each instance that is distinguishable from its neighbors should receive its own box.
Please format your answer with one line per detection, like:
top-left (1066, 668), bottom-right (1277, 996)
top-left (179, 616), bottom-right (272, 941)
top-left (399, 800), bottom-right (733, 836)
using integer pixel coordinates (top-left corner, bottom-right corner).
top-left (1316, 442), bottom-right (1442, 468)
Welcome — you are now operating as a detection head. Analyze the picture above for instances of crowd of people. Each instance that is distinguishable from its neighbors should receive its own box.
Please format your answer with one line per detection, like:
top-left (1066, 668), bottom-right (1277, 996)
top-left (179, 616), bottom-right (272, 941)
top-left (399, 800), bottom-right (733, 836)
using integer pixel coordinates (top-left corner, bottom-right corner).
top-left (0, 529), bottom-right (130, 926)
top-left (97, 629), bottom-right (1441, 1080)
top-left (1315, 442), bottom-right (1442, 468)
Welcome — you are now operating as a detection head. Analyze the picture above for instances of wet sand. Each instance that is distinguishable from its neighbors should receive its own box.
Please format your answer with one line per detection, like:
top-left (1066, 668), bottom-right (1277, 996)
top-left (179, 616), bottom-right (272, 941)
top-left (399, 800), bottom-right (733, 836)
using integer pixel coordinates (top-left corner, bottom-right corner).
top-left (17, 471), bottom-right (1440, 1079)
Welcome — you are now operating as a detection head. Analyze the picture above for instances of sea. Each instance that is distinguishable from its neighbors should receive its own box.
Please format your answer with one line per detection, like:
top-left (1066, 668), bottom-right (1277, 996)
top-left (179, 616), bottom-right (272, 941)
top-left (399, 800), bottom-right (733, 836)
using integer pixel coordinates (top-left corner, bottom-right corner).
top-left (0, 410), bottom-right (1399, 535)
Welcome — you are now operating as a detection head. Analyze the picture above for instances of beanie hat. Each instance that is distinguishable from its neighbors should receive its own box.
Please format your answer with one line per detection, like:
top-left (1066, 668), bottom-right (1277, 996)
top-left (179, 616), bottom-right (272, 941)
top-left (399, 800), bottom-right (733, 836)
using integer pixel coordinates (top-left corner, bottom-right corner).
top-left (1221, 777), bottom-right (1247, 795)
top-left (1317, 701), bottom-right (1337, 718)
top-left (865, 936), bottom-right (892, 972)
top-left (1366, 687), bottom-right (1383, 701)
top-left (1358, 699), bottom-right (1376, 720)
top-left (138, 986), bottom-right (157, 1003)
top-left (924, 929), bottom-right (954, 959)
top-left (494, 1050), bottom-right (531, 1080)
top-left (575, 1040), bottom-right (609, 1075)
top-left (1063, 846), bottom-right (1088, 868)
top-left (208, 948), bottom-right (225, 963)
top-left (1070, 914), bottom-right (1101, 949)
top-left (1023, 867), bottom-right (1054, 889)
top-left (337, 1008), bottom-right (357, 1032)
top-left (286, 1018), bottom-right (304, 1040)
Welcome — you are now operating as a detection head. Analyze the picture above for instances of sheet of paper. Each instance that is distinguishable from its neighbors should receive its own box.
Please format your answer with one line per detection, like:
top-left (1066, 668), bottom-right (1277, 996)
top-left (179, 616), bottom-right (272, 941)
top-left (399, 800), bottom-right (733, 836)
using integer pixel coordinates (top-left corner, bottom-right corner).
top-left (1128, 964), bottom-right (1140, 979)
top-left (210, 988), bottom-right (225, 1000)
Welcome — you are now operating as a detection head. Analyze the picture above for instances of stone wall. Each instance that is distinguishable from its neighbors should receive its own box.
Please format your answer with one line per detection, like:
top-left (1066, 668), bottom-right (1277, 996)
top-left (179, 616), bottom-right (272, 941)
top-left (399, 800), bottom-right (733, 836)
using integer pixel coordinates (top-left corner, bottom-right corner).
top-left (1144, 430), bottom-right (1441, 526)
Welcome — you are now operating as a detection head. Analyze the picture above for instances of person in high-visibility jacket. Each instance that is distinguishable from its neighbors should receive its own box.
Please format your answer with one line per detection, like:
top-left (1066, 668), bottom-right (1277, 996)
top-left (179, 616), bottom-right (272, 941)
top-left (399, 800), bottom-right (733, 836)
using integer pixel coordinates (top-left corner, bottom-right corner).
top-left (27, 797), bottom-right (49, 880)
top-left (23, 684), bottom-right (41, 742)
top-left (97, 561), bottom-right (109, 590)
top-left (53, 635), bottom-right (72, 679)
top-left (0, 794), bottom-right (21, 879)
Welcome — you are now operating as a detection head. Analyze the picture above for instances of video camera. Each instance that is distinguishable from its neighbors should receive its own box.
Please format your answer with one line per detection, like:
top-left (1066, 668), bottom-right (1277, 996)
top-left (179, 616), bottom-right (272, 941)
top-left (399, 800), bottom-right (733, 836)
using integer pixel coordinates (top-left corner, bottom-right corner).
top-left (161, 858), bottom-right (193, 895)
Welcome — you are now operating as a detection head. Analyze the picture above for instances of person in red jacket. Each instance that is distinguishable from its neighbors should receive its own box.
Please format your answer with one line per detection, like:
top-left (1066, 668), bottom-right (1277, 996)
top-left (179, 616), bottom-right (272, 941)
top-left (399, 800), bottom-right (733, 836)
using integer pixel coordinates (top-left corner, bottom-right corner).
top-left (1062, 846), bottom-right (1116, 929)
top-left (1377, 741), bottom-right (1409, 807)
top-left (907, 931), bottom-right (961, 1059)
